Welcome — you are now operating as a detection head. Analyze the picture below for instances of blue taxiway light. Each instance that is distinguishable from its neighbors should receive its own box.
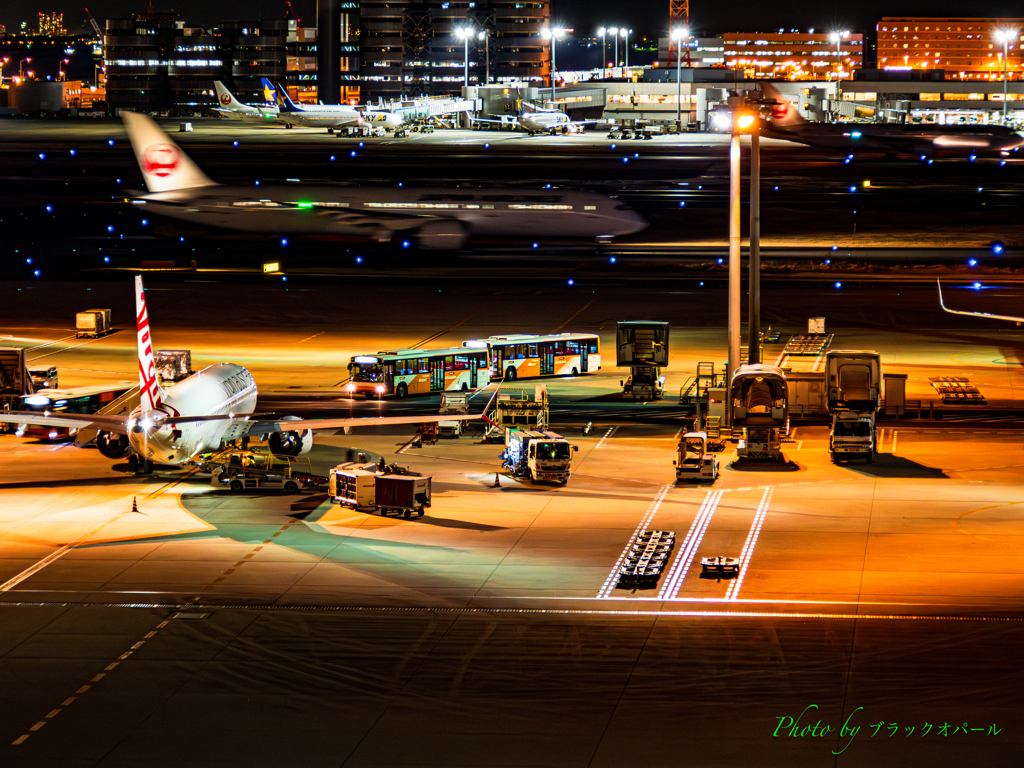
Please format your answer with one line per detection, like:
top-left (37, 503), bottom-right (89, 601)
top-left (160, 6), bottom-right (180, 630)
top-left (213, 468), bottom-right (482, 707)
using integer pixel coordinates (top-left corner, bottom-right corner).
top-left (255, 180), bottom-right (260, 186)
top-left (233, 140), bottom-right (239, 147)
top-left (33, 270), bottom-right (41, 277)
top-left (108, 140), bottom-right (114, 146)
top-left (968, 259), bottom-right (978, 267)
top-left (355, 256), bottom-right (363, 264)
top-left (107, 225), bottom-right (114, 232)
top-left (849, 185), bottom-right (856, 192)
top-left (330, 156), bottom-right (335, 161)
top-left (717, 258), bottom-right (724, 264)
top-left (622, 157), bottom-right (629, 163)
top-left (773, 186), bottom-right (779, 190)
top-left (38, 153), bottom-right (45, 160)
top-left (844, 158), bottom-right (850, 164)
top-left (567, 279), bottom-right (574, 286)
top-left (974, 281), bottom-right (982, 290)
top-left (281, 238), bottom-right (288, 247)
top-left (141, 219), bottom-right (148, 226)
top-left (832, 245), bottom-right (839, 251)
top-left (26, 257), bottom-right (33, 264)
top-left (834, 282), bottom-right (842, 289)
top-left (970, 155), bottom-right (977, 162)
top-left (1000, 160), bottom-right (1007, 166)
top-left (532, 243), bottom-right (539, 249)
top-left (634, 153), bottom-right (639, 158)
top-left (992, 243), bottom-right (1005, 255)
top-left (282, 276), bottom-right (288, 282)
top-left (699, 281), bottom-right (704, 286)
top-left (610, 144), bottom-right (617, 149)
top-left (350, 151), bottom-right (357, 157)
top-left (679, 201), bottom-right (686, 207)
top-left (927, 159), bottom-right (934, 165)
top-left (103, 256), bottom-right (110, 263)
top-left (358, 142), bottom-right (365, 148)
top-left (825, 259), bottom-right (831, 265)
top-left (46, 206), bottom-right (52, 213)
top-left (484, 143), bottom-right (490, 148)
top-left (402, 240), bottom-right (410, 248)
top-left (70, 149), bottom-right (76, 156)
top-left (609, 257), bottom-right (617, 263)
top-left (179, 237), bottom-right (185, 242)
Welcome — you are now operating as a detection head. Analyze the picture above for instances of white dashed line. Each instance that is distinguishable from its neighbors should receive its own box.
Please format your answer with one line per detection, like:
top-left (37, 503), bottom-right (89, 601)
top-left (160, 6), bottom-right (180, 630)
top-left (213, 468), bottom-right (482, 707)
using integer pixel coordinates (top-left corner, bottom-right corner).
top-left (725, 487), bottom-right (774, 600)
top-left (596, 484), bottom-right (672, 598)
top-left (595, 426), bottom-right (617, 449)
top-left (659, 490), bottom-right (724, 599)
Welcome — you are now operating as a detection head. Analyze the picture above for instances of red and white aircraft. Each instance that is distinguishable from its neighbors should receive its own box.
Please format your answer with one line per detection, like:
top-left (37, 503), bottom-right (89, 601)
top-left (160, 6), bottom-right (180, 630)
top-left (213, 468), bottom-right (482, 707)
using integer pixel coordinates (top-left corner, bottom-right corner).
top-left (0, 276), bottom-right (490, 473)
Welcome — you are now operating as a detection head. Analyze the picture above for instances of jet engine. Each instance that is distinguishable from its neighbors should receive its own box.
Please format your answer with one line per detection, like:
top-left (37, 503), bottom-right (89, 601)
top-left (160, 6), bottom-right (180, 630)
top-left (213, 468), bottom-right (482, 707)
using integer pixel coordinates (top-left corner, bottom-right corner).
top-left (415, 220), bottom-right (469, 250)
top-left (268, 416), bottom-right (313, 456)
top-left (96, 431), bottom-right (131, 459)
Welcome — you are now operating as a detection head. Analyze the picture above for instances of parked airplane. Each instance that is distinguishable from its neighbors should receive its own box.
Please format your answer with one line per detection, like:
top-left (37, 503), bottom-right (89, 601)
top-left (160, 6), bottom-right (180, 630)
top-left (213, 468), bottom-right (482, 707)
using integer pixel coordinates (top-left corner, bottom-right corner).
top-left (937, 279), bottom-right (1024, 325)
top-left (474, 100), bottom-right (596, 136)
top-left (119, 111), bottom-right (646, 249)
top-left (274, 84), bottom-right (404, 133)
top-left (212, 79), bottom-right (279, 121)
top-left (759, 82), bottom-right (1024, 156)
top-left (0, 276), bottom-right (493, 474)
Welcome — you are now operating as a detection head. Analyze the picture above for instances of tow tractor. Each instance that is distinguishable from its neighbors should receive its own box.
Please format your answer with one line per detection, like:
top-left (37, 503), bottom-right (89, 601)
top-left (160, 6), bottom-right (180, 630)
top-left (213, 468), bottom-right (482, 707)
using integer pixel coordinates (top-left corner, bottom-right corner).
top-left (673, 432), bottom-right (719, 483)
top-left (208, 450), bottom-right (324, 493)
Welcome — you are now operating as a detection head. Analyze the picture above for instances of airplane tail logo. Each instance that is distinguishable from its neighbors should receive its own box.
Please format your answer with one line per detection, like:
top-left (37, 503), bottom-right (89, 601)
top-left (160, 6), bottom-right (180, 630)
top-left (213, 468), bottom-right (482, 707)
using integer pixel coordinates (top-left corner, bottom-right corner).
top-left (760, 82), bottom-right (806, 127)
top-left (220, 93), bottom-right (231, 106)
top-left (141, 144), bottom-right (180, 178)
top-left (135, 275), bottom-right (165, 412)
top-left (261, 77), bottom-right (276, 104)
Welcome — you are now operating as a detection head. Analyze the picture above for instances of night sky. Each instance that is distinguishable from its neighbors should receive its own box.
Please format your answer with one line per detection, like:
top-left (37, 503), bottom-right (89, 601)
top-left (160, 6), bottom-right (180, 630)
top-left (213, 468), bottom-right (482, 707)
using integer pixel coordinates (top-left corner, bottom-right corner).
top-left (3, 0), bottom-right (1024, 39)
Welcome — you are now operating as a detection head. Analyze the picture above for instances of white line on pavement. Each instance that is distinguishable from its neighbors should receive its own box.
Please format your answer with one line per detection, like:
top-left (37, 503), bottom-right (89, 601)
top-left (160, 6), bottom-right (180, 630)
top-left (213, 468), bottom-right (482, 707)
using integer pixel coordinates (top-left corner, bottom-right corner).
top-left (659, 490), bottom-right (724, 599)
top-left (725, 487), bottom-right (774, 600)
top-left (596, 484), bottom-right (672, 598)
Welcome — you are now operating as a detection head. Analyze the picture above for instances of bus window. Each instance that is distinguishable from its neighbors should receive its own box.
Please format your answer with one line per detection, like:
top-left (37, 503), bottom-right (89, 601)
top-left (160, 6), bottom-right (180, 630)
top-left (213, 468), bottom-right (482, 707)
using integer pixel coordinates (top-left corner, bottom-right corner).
top-left (566, 341), bottom-right (579, 354)
top-left (454, 355), bottom-right (470, 370)
top-left (589, 340), bottom-right (599, 354)
top-left (552, 342), bottom-right (565, 355)
top-left (417, 359), bottom-right (429, 374)
top-left (528, 344), bottom-right (538, 357)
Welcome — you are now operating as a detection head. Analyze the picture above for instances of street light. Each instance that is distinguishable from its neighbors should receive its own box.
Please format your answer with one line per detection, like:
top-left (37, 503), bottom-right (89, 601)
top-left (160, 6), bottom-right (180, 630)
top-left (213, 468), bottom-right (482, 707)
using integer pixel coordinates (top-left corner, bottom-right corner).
top-left (454, 25), bottom-right (474, 89)
top-left (829, 30), bottom-right (849, 112)
top-left (621, 28), bottom-right (631, 68)
top-left (541, 26), bottom-right (567, 107)
top-left (609, 27), bottom-right (619, 68)
top-left (671, 26), bottom-right (688, 130)
top-left (598, 27), bottom-right (607, 72)
top-left (477, 29), bottom-right (490, 85)
top-left (19, 57), bottom-right (32, 79)
top-left (994, 28), bottom-right (1018, 124)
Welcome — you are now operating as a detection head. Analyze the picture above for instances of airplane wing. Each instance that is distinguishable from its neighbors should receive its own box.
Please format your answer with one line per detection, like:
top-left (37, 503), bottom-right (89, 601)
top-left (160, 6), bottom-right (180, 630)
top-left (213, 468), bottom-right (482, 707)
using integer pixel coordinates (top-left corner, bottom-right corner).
top-left (0, 411), bottom-right (130, 432)
top-left (937, 278), bottom-right (1024, 325)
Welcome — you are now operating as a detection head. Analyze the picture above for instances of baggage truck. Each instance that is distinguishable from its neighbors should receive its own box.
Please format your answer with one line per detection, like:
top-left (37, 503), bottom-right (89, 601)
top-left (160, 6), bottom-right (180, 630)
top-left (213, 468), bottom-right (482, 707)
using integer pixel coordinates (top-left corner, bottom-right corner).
top-left (76, 309), bottom-right (112, 339)
top-left (329, 466), bottom-right (432, 518)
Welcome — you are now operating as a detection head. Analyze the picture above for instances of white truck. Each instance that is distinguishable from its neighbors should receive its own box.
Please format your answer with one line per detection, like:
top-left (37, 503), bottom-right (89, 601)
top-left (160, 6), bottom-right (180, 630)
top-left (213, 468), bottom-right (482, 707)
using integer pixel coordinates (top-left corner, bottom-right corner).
top-left (674, 432), bottom-right (720, 483)
top-left (501, 428), bottom-right (577, 485)
top-left (825, 350), bottom-right (881, 463)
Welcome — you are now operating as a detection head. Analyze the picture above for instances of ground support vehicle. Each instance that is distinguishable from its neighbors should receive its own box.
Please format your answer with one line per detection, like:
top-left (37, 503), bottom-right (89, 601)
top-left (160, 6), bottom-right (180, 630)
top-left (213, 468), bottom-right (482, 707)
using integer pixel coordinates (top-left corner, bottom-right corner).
top-left (674, 432), bottom-right (720, 482)
top-left (29, 367), bottom-right (58, 390)
top-left (210, 451), bottom-right (323, 494)
top-left (484, 387), bottom-right (548, 442)
top-left (438, 391), bottom-right (470, 438)
top-left (825, 350), bottom-right (881, 464)
top-left (618, 530), bottom-right (675, 587)
top-left (700, 556), bottom-right (740, 576)
top-left (731, 364), bottom-right (788, 461)
top-left (329, 466), bottom-right (432, 518)
top-left (501, 428), bottom-right (577, 484)
top-left (622, 367), bottom-right (665, 401)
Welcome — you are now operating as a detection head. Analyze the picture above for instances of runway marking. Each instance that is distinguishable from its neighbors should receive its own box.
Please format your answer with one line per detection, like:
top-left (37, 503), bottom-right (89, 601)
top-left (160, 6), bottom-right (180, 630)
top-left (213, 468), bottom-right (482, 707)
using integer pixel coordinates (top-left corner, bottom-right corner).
top-left (144, 466), bottom-right (201, 500)
top-left (11, 614), bottom-right (175, 745)
top-left (797, 441), bottom-right (803, 450)
top-left (656, 490), bottom-right (721, 599)
top-left (661, 490), bottom-right (724, 599)
top-left (203, 522), bottom-right (293, 592)
top-left (892, 430), bottom-right (898, 453)
top-left (725, 487), bottom-right (774, 601)
top-left (27, 336), bottom-right (109, 363)
top-left (596, 484), bottom-right (671, 598)
top-left (594, 426), bottom-right (616, 449)
top-left (409, 311), bottom-right (478, 349)
top-left (553, 299), bottom-right (594, 332)
top-left (0, 500), bottom-right (142, 593)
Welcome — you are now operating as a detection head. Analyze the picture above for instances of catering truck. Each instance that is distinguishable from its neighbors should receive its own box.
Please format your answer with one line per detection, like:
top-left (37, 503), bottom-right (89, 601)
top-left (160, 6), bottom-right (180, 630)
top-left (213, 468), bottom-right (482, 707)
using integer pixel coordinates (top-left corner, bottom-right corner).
top-left (825, 350), bottom-right (881, 463)
top-left (501, 428), bottom-right (577, 485)
top-left (674, 432), bottom-right (720, 483)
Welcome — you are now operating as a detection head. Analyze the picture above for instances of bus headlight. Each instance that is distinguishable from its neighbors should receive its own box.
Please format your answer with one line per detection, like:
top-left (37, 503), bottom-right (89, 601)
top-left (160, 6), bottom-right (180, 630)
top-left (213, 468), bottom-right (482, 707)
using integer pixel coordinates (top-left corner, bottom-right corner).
top-left (375, 384), bottom-right (385, 394)
top-left (346, 383), bottom-right (356, 393)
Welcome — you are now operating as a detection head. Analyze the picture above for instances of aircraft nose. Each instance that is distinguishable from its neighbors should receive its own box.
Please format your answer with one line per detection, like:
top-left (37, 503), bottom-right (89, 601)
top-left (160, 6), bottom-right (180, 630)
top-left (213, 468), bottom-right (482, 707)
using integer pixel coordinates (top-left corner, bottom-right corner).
top-left (617, 208), bottom-right (648, 235)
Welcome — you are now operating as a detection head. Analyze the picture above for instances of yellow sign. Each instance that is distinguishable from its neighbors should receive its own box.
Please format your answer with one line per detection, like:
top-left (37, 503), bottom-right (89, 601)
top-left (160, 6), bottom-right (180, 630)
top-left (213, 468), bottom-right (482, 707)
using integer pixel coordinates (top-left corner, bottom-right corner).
top-left (263, 262), bottom-right (280, 273)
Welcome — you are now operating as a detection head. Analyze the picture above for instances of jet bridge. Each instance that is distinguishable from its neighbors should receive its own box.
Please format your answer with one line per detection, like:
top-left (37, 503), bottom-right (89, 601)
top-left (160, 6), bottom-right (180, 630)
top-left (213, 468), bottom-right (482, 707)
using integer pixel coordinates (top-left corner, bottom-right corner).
top-left (730, 364), bottom-right (788, 461)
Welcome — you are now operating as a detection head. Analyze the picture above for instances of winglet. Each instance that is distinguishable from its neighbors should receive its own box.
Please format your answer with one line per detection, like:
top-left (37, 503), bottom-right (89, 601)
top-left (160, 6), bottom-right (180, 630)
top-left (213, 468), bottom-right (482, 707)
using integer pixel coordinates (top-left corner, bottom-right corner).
top-left (135, 275), bottom-right (165, 411)
top-left (936, 278), bottom-right (949, 312)
top-left (121, 111), bottom-right (217, 193)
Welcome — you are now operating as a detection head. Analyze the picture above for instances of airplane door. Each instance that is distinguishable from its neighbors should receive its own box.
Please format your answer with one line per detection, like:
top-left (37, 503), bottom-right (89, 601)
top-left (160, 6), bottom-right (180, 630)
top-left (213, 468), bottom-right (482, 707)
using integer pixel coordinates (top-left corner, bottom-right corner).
top-left (580, 345), bottom-right (589, 373)
top-left (430, 359), bottom-right (445, 391)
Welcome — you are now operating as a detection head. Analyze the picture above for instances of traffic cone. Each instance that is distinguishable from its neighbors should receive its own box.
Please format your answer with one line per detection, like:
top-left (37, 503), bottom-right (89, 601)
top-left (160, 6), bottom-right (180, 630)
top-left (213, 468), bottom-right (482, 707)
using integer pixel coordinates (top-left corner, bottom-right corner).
top-left (492, 472), bottom-right (501, 488)
top-left (131, 496), bottom-right (139, 513)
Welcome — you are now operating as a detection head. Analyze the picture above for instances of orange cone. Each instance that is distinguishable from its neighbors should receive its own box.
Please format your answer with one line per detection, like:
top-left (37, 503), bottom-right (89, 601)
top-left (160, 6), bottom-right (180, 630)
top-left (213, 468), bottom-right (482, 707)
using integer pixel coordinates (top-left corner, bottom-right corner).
top-left (492, 472), bottom-right (501, 488)
top-left (131, 496), bottom-right (139, 513)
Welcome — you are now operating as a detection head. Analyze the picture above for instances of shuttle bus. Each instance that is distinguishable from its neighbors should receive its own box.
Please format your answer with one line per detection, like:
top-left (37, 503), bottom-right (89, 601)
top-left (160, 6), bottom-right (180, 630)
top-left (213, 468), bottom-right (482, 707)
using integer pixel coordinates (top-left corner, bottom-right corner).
top-left (347, 347), bottom-right (490, 398)
top-left (463, 333), bottom-right (601, 381)
top-left (18, 382), bottom-right (134, 440)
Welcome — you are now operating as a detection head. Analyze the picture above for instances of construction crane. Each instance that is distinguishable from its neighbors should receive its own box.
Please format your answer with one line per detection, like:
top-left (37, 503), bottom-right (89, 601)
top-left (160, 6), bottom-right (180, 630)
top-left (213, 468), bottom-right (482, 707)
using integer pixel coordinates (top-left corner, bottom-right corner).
top-left (284, 1), bottom-right (300, 23)
top-left (83, 6), bottom-right (102, 38)
top-left (669, 0), bottom-right (690, 67)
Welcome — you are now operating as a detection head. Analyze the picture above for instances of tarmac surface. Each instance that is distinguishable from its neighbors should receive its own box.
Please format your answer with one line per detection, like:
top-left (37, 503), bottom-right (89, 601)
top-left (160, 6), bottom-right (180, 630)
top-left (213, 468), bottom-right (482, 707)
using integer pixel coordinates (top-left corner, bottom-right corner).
top-left (1, 277), bottom-right (1023, 765)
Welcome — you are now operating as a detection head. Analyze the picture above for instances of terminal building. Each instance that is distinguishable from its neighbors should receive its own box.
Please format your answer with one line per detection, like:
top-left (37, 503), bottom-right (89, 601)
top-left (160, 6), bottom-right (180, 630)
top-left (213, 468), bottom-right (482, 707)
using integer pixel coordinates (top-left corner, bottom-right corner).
top-left (877, 17), bottom-right (1024, 80)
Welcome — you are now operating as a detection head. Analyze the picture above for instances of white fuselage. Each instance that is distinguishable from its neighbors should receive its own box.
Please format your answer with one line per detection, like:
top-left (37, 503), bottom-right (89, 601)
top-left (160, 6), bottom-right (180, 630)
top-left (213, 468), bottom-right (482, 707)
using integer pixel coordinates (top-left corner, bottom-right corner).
top-left (128, 363), bottom-right (257, 464)
top-left (521, 111), bottom-right (570, 133)
top-left (133, 184), bottom-right (648, 241)
top-left (216, 104), bottom-right (279, 121)
top-left (278, 105), bottom-right (404, 131)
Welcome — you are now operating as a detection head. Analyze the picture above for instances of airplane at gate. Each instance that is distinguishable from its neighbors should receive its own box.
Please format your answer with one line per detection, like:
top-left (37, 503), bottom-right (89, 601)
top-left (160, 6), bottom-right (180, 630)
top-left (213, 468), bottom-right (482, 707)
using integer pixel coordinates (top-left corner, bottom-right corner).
top-left (274, 84), bottom-right (405, 133)
top-left (212, 79), bottom-right (279, 121)
top-left (0, 276), bottom-right (491, 474)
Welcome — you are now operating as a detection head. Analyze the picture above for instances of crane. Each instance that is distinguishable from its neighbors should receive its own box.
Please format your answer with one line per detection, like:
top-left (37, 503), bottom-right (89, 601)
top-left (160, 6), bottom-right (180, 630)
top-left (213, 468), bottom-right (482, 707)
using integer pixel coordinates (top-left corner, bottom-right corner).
top-left (83, 6), bottom-right (102, 38)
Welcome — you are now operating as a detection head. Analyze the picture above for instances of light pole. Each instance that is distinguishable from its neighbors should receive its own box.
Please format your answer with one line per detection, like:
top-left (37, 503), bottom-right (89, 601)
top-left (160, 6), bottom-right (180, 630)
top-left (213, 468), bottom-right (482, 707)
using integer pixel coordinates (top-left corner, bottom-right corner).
top-left (454, 25), bottom-right (473, 89)
top-left (829, 30), bottom-right (849, 113)
top-left (598, 27), bottom-right (607, 72)
top-left (712, 99), bottom-right (758, 420)
top-left (671, 26), bottom-right (688, 130)
top-left (610, 27), bottom-right (618, 68)
top-left (995, 28), bottom-right (1018, 124)
top-left (19, 57), bottom-right (32, 79)
top-left (541, 27), bottom-right (566, 107)
top-left (477, 29), bottom-right (490, 84)
top-left (620, 28), bottom-right (630, 67)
